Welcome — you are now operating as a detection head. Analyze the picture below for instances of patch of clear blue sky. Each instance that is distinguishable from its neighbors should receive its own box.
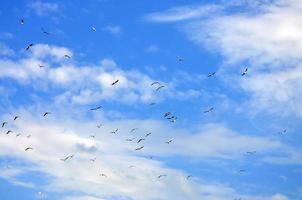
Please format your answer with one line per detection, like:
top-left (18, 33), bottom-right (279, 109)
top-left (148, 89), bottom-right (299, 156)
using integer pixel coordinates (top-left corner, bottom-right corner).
top-left (0, 0), bottom-right (301, 199)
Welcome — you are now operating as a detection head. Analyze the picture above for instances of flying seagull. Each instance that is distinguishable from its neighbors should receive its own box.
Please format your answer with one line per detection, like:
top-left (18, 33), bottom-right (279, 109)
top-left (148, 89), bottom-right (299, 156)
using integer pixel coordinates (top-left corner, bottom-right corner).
top-left (164, 112), bottom-right (171, 118)
top-left (203, 107), bottom-right (214, 113)
top-left (41, 28), bottom-right (50, 35)
top-left (2, 122), bottom-right (7, 128)
top-left (26, 134), bottom-right (31, 138)
top-left (6, 130), bottom-right (12, 135)
top-left (207, 72), bottom-right (216, 77)
top-left (149, 102), bottom-right (156, 106)
top-left (246, 151), bottom-right (257, 155)
top-left (91, 26), bottom-right (97, 32)
top-left (96, 124), bottom-right (102, 128)
top-left (241, 67), bottom-right (248, 76)
top-left (16, 133), bottom-right (21, 137)
top-left (112, 79), bottom-right (119, 85)
top-left (25, 147), bottom-right (33, 151)
top-left (38, 64), bottom-right (45, 68)
top-left (238, 169), bottom-right (246, 173)
top-left (177, 57), bottom-right (183, 62)
top-left (43, 112), bottom-right (51, 117)
top-left (90, 106), bottom-right (102, 111)
top-left (278, 129), bottom-right (287, 135)
top-left (60, 156), bottom-right (70, 162)
top-left (165, 139), bottom-right (173, 144)
top-left (130, 128), bottom-right (138, 133)
top-left (90, 157), bottom-right (96, 162)
top-left (151, 81), bottom-right (161, 86)
top-left (145, 132), bottom-right (151, 137)
top-left (158, 174), bottom-right (167, 179)
top-left (110, 128), bottom-right (118, 134)
top-left (90, 135), bottom-right (95, 139)
top-left (137, 138), bottom-right (145, 143)
top-left (64, 54), bottom-right (71, 59)
top-left (13, 116), bottom-right (19, 121)
top-left (26, 43), bottom-right (33, 51)
top-left (135, 146), bottom-right (144, 151)
top-left (156, 85), bottom-right (165, 91)
top-left (186, 175), bottom-right (192, 180)
top-left (20, 19), bottom-right (25, 25)
top-left (100, 173), bottom-right (107, 178)
top-left (125, 137), bottom-right (136, 141)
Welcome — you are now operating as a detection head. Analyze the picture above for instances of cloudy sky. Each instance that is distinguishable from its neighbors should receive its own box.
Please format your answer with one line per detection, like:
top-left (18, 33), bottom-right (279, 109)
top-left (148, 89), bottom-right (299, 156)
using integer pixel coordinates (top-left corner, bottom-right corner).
top-left (0, 0), bottom-right (301, 199)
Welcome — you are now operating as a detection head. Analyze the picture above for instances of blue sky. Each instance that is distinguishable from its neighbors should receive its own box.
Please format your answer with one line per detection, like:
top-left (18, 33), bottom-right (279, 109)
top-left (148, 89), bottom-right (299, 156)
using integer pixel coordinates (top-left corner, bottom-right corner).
top-left (0, 0), bottom-right (301, 200)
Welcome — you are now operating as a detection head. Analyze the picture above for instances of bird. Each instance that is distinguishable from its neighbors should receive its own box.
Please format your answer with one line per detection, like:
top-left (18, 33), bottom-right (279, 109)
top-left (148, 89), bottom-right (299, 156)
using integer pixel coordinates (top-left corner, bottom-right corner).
top-left (90, 135), bottom-right (95, 139)
top-left (100, 173), bottom-right (107, 178)
top-left (177, 57), bottom-right (183, 62)
top-left (110, 128), bottom-right (118, 134)
top-left (233, 198), bottom-right (242, 200)
top-left (43, 112), bottom-right (51, 117)
top-left (278, 129), bottom-right (287, 135)
top-left (91, 26), bottom-right (97, 32)
top-left (26, 134), bottom-right (31, 138)
top-left (149, 102), bottom-right (156, 106)
top-left (158, 174), bottom-right (167, 179)
top-left (186, 175), bottom-right (192, 180)
top-left (64, 54), bottom-right (71, 59)
top-left (20, 19), bottom-right (25, 25)
top-left (170, 117), bottom-right (177, 123)
top-left (203, 107), bottom-right (214, 113)
top-left (137, 138), bottom-right (145, 143)
top-left (207, 72), bottom-right (216, 77)
top-left (112, 79), bottom-right (119, 85)
top-left (165, 139), bottom-right (173, 144)
top-left (246, 151), bottom-right (256, 155)
top-left (135, 146), bottom-right (144, 151)
top-left (241, 67), bottom-right (248, 76)
top-left (25, 147), bottom-right (33, 151)
top-left (164, 112), bottom-right (171, 118)
top-left (96, 124), bottom-right (102, 128)
top-left (16, 133), bottom-right (21, 137)
top-left (151, 81), bottom-right (161, 86)
top-left (90, 106), bottom-right (102, 111)
top-left (2, 122), bottom-right (7, 128)
top-left (130, 128), bottom-right (138, 133)
top-left (238, 169), bottom-right (246, 173)
top-left (90, 157), bottom-right (96, 162)
top-left (26, 43), bottom-right (33, 51)
top-left (6, 130), bottom-right (12, 135)
top-left (145, 132), bottom-right (151, 137)
top-left (41, 28), bottom-right (50, 35)
top-left (125, 137), bottom-right (135, 141)
top-left (60, 156), bottom-right (70, 162)
top-left (156, 85), bottom-right (165, 91)
top-left (13, 116), bottom-right (19, 121)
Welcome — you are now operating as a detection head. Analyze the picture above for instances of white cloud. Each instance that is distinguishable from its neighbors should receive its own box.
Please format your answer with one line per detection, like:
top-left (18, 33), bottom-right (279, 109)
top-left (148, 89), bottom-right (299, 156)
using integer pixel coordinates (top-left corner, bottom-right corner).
top-left (103, 25), bottom-right (122, 35)
top-left (29, 1), bottom-right (59, 16)
top-left (0, 43), bottom-right (14, 56)
top-left (64, 196), bottom-right (105, 200)
top-left (271, 194), bottom-right (288, 200)
top-left (144, 4), bottom-right (221, 22)
top-left (146, 45), bottom-right (159, 53)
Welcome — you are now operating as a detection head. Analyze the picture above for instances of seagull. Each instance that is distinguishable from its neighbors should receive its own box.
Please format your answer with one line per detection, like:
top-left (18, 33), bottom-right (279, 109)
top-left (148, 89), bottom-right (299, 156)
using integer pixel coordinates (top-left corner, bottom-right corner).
top-left (149, 102), bottom-right (156, 106)
top-left (145, 132), bottom-right (151, 137)
top-left (112, 79), bottom-right (119, 85)
top-left (38, 64), bottom-right (45, 68)
top-left (164, 112), bottom-right (171, 118)
top-left (97, 124), bottom-right (102, 128)
top-left (26, 43), bottom-right (33, 51)
top-left (25, 147), bottom-right (33, 151)
top-left (90, 106), bottom-right (102, 111)
top-left (246, 151), bottom-right (256, 155)
top-left (41, 28), bottom-right (50, 35)
top-left (90, 157), bottom-right (96, 162)
top-left (90, 135), bottom-right (95, 139)
top-left (110, 128), bottom-right (118, 134)
top-left (135, 146), bottom-right (144, 151)
top-left (64, 54), bottom-right (71, 59)
top-left (43, 112), bottom-right (51, 117)
top-left (158, 174), bottom-right (167, 179)
top-left (26, 134), bottom-right (31, 138)
top-left (2, 122), bottom-right (7, 128)
top-left (151, 81), bottom-right (161, 86)
top-left (177, 57), bottom-right (183, 62)
top-left (233, 198), bottom-right (242, 200)
top-left (203, 107), bottom-right (214, 113)
top-left (207, 72), bottom-right (216, 77)
top-left (241, 67), bottom-right (248, 76)
top-left (137, 138), bottom-right (145, 143)
top-left (186, 175), bottom-right (192, 180)
top-left (13, 116), bottom-right (19, 121)
top-left (16, 133), bottom-right (21, 137)
top-left (170, 117), bottom-right (177, 123)
top-left (165, 139), bottom-right (173, 144)
top-left (100, 173), bottom-right (107, 178)
top-left (6, 130), bottom-right (12, 135)
top-left (130, 128), bottom-right (138, 133)
top-left (278, 129), bottom-right (287, 135)
top-left (156, 85), bottom-right (165, 91)
top-left (125, 137), bottom-right (136, 141)
top-left (238, 169), bottom-right (246, 173)
top-left (91, 26), bottom-right (97, 32)
top-left (20, 19), bottom-right (25, 25)
top-left (60, 156), bottom-right (70, 162)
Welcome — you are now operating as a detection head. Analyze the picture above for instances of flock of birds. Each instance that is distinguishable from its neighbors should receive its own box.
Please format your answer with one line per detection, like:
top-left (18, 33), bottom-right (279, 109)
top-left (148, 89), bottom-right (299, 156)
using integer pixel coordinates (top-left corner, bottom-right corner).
top-left (0, 18), bottom-right (287, 200)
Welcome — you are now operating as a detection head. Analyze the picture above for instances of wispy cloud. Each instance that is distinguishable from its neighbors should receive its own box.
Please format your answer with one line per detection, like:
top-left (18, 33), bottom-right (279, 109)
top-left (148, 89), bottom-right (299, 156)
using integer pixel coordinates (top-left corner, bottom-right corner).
top-left (28, 1), bottom-right (60, 16)
top-left (103, 25), bottom-right (122, 35)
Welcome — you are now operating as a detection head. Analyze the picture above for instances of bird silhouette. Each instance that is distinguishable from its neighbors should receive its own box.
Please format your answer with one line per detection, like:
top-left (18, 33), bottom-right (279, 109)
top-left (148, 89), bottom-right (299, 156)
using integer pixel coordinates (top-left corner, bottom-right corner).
top-left (112, 79), bottom-right (119, 85)
top-left (135, 146), bottom-right (144, 151)
top-left (43, 112), bottom-right (51, 117)
top-left (26, 43), bottom-right (33, 51)
top-left (2, 122), bottom-right (7, 128)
